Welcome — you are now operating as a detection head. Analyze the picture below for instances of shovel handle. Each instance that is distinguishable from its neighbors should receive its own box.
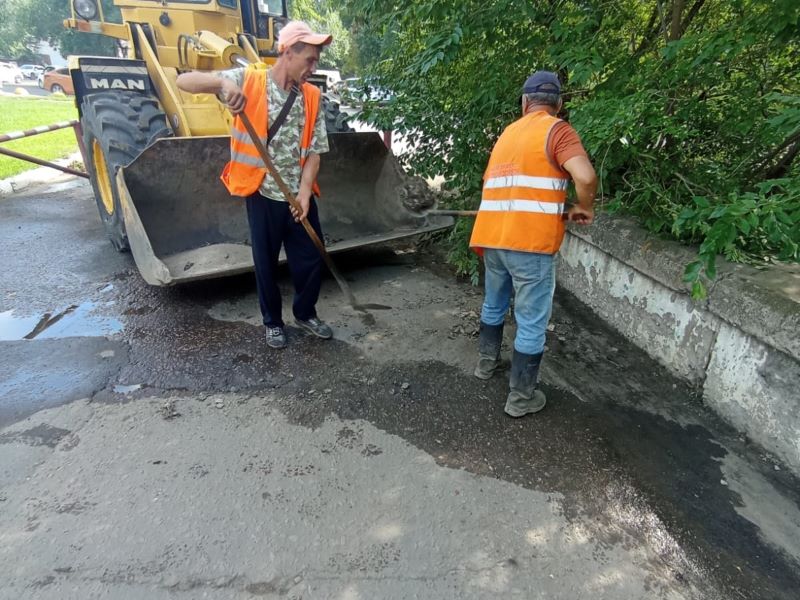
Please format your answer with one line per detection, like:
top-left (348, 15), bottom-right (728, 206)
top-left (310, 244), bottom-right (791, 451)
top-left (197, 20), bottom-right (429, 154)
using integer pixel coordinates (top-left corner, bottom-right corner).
top-left (238, 113), bottom-right (311, 221)
top-left (426, 209), bottom-right (478, 217)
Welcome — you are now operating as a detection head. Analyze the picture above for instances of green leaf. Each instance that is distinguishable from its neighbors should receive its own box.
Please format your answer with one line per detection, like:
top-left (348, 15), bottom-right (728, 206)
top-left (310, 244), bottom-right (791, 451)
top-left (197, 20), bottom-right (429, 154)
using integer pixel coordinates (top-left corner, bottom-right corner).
top-left (710, 206), bottom-right (728, 219)
top-left (694, 197), bottom-right (711, 209)
top-left (683, 260), bottom-right (703, 283)
top-left (691, 281), bottom-right (707, 301)
top-left (739, 219), bottom-right (751, 235)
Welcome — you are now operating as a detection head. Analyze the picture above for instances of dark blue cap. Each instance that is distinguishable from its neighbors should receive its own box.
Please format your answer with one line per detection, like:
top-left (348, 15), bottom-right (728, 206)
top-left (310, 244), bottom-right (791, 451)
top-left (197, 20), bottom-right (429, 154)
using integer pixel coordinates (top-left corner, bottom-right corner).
top-left (522, 71), bottom-right (561, 94)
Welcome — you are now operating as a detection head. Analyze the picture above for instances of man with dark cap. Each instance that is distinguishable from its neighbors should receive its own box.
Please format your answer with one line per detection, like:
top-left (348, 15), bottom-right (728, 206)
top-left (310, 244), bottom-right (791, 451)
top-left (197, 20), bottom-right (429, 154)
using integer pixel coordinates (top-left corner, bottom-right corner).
top-left (176, 21), bottom-right (334, 350)
top-left (469, 70), bottom-right (597, 417)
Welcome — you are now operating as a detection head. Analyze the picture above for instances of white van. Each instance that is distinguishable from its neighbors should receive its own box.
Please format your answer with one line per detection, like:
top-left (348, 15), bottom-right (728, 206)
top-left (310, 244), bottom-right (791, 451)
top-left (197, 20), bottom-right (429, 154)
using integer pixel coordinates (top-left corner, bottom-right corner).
top-left (315, 69), bottom-right (341, 89)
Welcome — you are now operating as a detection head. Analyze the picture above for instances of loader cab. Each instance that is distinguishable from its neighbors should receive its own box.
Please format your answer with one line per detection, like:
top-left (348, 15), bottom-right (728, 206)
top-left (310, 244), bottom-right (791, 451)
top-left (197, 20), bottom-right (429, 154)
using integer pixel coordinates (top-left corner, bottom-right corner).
top-left (241, 0), bottom-right (287, 49)
top-left (68, 0), bottom-right (288, 62)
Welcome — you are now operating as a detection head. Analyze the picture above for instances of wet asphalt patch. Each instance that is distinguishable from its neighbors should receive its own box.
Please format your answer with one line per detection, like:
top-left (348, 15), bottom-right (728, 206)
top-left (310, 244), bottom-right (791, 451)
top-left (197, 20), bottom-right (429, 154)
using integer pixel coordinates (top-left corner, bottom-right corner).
top-left (109, 267), bottom-right (800, 600)
top-left (94, 260), bottom-right (800, 600)
top-left (273, 357), bottom-right (800, 600)
top-left (0, 336), bottom-right (128, 428)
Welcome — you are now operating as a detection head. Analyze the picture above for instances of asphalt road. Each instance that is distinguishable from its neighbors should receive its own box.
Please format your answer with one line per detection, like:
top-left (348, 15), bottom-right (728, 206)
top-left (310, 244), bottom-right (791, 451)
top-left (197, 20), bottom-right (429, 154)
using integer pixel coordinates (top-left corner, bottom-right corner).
top-left (1, 174), bottom-right (799, 599)
top-left (1, 79), bottom-right (52, 98)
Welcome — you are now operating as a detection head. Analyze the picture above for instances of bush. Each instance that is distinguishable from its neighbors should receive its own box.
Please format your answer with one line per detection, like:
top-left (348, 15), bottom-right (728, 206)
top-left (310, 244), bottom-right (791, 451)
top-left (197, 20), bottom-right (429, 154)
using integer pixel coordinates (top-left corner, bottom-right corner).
top-left (344, 0), bottom-right (800, 296)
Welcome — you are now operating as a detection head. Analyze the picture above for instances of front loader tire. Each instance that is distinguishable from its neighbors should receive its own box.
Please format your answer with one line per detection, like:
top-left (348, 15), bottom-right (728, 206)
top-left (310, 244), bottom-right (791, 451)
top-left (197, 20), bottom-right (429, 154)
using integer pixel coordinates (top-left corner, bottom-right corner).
top-left (81, 91), bottom-right (171, 251)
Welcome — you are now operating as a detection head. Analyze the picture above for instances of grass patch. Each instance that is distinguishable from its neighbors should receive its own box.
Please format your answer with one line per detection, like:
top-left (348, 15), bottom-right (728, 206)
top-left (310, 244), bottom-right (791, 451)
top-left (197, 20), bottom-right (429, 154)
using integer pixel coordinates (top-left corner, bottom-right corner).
top-left (0, 95), bottom-right (80, 180)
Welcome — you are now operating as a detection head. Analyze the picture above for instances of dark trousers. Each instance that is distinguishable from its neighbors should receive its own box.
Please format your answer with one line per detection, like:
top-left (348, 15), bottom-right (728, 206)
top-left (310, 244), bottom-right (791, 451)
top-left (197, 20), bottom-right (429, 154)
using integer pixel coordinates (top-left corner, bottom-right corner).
top-left (246, 193), bottom-right (324, 327)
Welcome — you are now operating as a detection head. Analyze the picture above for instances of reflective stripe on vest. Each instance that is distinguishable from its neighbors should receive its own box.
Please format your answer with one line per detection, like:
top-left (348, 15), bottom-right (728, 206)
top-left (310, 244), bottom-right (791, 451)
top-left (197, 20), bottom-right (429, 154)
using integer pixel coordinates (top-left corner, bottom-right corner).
top-left (483, 175), bottom-right (569, 192)
top-left (470, 111), bottom-right (570, 255)
top-left (220, 66), bottom-right (322, 198)
top-left (477, 199), bottom-right (564, 215)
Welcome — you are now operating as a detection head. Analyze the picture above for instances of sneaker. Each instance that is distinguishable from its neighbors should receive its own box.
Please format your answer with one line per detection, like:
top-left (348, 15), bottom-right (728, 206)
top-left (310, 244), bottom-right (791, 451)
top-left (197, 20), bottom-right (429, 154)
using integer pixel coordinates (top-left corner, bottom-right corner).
top-left (295, 317), bottom-right (333, 339)
top-left (266, 326), bottom-right (287, 349)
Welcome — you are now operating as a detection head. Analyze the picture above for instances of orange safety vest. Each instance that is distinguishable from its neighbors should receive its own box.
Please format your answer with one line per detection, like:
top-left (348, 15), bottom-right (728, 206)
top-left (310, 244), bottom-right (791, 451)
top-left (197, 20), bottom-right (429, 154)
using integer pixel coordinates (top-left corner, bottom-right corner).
top-left (220, 65), bottom-right (322, 198)
top-left (469, 111), bottom-right (570, 255)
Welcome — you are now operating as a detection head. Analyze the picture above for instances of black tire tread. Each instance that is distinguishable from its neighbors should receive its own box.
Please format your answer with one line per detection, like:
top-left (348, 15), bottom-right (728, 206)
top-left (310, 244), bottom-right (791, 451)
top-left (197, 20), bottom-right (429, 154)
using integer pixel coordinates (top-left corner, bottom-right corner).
top-left (81, 90), bottom-right (171, 251)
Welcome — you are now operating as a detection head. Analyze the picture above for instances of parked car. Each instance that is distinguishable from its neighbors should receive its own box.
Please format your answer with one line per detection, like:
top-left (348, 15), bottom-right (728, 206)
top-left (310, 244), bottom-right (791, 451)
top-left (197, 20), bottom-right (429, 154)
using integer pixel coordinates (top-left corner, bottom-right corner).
top-left (19, 64), bottom-right (44, 80)
top-left (43, 67), bottom-right (74, 95)
top-left (315, 69), bottom-right (341, 90)
top-left (37, 66), bottom-right (56, 88)
top-left (0, 62), bottom-right (24, 85)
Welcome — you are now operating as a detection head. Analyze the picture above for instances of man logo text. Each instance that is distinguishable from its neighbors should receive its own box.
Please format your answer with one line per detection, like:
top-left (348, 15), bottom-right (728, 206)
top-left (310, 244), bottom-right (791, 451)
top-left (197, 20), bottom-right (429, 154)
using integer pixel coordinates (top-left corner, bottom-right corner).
top-left (89, 78), bottom-right (145, 91)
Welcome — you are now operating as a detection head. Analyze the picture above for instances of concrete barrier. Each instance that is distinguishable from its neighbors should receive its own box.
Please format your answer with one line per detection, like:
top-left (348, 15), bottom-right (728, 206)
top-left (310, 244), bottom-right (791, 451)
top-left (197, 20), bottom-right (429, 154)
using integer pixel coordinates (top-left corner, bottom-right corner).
top-left (557, 214), bottom-right (800, 474)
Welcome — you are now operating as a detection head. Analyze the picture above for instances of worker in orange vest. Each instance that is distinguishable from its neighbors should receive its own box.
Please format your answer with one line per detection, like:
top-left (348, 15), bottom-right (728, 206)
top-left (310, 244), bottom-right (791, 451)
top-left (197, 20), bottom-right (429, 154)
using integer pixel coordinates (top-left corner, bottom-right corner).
top-left (469, 71), bottom-right (597, 417)
top-left (177, 21), bottom-right (333, 350)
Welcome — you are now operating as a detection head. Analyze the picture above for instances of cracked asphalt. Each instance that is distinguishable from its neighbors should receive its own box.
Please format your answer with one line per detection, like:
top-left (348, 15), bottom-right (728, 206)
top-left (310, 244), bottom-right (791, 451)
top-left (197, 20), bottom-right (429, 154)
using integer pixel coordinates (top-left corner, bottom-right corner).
top-left (1, 175), bottom-right (799, 599)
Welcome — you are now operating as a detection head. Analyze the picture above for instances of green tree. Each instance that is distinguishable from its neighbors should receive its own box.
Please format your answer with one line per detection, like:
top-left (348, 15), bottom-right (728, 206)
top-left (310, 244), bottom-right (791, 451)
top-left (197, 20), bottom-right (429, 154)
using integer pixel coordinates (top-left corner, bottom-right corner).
top-left (0, 0), bottom-right (37, 58)
top-left (344, 0), bottom-right (800, 294)
top-left (0, 0), bottom-right (118, 61)
top-left (288, 0), bottom-right (351, 70)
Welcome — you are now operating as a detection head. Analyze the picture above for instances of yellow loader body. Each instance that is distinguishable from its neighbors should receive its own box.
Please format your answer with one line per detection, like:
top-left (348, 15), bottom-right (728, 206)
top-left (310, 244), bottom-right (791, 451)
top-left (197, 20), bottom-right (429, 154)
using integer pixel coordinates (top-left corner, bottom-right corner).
top-left (64, 0), bottom-right (450, 285)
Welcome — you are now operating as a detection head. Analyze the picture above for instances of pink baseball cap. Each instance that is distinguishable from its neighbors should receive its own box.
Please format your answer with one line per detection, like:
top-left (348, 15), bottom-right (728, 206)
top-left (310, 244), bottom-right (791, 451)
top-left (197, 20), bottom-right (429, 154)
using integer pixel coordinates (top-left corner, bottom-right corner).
top-left (277, 21), bottom-right (333, 52)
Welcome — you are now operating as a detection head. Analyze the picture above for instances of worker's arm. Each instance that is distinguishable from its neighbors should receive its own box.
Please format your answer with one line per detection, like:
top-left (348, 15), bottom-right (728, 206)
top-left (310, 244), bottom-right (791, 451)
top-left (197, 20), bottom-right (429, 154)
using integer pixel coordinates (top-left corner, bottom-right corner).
top-left (291, 153), bottom-right (320, 222)
top-left (176, 72), bottom-right (246, 114)
top-left (562, 155), bottom-right (597, 225)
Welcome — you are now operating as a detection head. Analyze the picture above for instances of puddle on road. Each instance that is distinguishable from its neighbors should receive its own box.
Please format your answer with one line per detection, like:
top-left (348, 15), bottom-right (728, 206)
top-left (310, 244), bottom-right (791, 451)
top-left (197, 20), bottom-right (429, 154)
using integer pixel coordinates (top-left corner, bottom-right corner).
top-left (0, 311), bottom-right (40, 340)
top-left (0, 303), bottom-right (123, 341)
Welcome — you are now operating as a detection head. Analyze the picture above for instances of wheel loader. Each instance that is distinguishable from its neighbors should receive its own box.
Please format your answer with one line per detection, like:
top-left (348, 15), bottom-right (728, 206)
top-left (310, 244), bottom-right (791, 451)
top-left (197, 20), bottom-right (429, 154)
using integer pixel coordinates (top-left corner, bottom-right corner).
top-left (63, 0), bottom-right (450, 285)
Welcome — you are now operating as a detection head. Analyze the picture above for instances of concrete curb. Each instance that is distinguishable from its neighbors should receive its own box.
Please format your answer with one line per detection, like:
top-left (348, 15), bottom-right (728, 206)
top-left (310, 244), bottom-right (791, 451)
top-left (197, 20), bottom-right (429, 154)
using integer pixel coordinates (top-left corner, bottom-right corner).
top-left (557, 213), bottom-right (800, 475)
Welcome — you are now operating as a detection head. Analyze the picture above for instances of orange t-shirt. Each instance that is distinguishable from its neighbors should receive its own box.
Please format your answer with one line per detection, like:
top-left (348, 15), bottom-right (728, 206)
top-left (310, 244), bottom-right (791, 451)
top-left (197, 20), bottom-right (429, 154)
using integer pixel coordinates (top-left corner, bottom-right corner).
top-left (547, 121), bottom-right (588, 168)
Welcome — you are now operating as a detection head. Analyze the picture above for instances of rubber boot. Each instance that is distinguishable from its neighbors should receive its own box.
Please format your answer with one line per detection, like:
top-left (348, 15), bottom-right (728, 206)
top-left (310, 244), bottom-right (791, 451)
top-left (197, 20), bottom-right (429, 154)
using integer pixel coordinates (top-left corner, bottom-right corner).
top-left (473, 322), bottom-right (504, 380)
top-left (504, 349), bottom-right (546, 417)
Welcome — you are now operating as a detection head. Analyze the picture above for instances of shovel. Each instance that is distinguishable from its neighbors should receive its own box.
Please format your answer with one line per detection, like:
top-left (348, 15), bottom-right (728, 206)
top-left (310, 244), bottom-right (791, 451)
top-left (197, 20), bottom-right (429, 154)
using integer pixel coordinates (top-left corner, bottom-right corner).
top-left (237, 111), bottom-right (373, 318)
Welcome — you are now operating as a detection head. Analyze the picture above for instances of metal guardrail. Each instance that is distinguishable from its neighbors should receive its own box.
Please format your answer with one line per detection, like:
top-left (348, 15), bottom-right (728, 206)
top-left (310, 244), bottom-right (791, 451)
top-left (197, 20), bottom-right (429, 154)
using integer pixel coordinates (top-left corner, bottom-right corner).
top-left (0, 120), bottom-right (89, 179)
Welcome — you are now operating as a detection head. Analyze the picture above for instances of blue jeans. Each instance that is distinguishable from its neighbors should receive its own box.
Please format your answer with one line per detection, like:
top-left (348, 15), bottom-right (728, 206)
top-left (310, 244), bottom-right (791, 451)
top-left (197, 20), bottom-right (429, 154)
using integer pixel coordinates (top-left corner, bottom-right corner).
top-left (480, 249), bottom-right (556, 355)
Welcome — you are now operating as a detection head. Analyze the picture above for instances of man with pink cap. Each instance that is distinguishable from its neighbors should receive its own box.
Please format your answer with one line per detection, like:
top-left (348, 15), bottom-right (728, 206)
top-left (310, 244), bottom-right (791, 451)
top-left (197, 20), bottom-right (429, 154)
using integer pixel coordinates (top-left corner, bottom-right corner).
top-left (177, 21), bottom-right (335, 350)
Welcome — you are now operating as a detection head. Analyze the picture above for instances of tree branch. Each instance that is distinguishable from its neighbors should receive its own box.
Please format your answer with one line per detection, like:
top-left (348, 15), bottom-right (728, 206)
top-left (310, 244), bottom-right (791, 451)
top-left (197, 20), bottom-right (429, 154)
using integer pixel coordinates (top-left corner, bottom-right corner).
top-left (656, 1), bottom-right (670, 44)
top-left (750, 129), bottom-right (800, 180)
top-left (634, 2), bottom-right (660, 53)
top-left (670, 0), bottom-right (686, 41)
top-left (680, 0), bottom-right (707, 37)
top-left (762, 140), bottom-right (800, 180)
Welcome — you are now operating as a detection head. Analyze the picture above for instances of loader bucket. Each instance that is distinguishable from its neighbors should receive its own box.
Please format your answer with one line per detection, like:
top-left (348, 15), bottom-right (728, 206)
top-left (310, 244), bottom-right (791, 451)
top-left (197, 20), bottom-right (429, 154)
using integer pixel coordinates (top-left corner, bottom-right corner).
top-left (117, 133), bottom-right (453, 286)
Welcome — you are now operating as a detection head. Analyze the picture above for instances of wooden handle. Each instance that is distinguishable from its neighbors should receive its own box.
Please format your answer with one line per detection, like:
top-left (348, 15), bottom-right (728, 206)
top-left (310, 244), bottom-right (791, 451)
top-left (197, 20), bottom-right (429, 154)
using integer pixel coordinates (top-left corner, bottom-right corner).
top-left (238, 112), bottom-right (316, 230)
top-left (426, 209), bottom-right (478, 217)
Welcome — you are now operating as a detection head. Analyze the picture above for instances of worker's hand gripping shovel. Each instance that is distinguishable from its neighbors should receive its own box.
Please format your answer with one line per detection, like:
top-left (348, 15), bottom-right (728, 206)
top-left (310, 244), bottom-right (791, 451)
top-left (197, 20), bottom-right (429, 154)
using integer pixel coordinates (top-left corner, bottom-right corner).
top-left (237, 111), bottom-right (373, 319)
